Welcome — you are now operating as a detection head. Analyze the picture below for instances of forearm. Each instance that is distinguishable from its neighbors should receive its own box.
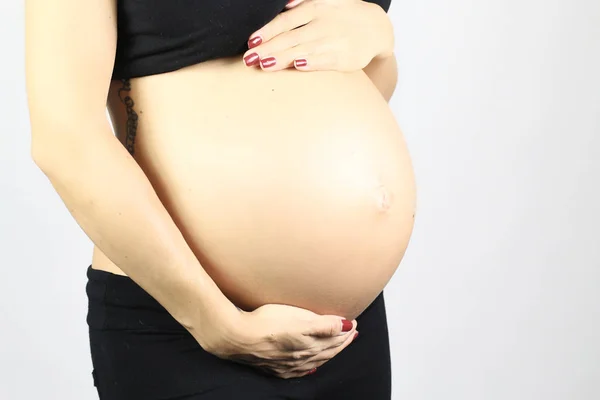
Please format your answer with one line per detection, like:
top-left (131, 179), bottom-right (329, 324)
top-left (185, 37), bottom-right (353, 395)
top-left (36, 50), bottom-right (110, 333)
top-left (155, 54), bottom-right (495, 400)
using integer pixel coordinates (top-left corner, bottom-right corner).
top-left (31, 117), bottom-right (238, 341)
top-left (361, 0), bottom-right (397, 102)
top-left (363, 53), bottom-right (398, 102)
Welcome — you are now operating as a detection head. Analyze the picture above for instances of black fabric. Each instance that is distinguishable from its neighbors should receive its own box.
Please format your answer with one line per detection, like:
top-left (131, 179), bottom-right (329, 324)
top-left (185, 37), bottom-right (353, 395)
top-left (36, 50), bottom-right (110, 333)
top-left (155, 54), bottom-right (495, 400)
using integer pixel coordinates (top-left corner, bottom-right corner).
top-left (112, 0), bottom-right (392, 80)
top-left (86, 266), bottom-right (392, 399)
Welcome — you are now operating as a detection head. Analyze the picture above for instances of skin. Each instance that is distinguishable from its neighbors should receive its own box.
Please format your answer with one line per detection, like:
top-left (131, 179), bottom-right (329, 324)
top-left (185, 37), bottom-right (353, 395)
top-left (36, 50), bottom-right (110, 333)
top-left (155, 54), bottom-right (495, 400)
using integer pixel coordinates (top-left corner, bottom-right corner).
top-left (24, 0), bottom-right (411, 379)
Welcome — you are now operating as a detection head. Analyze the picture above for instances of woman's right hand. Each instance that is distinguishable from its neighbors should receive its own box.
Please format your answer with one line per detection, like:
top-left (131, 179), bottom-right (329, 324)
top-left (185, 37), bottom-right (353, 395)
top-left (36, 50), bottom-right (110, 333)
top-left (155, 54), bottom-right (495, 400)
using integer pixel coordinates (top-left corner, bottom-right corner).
top-left (200, 303), bottom-right (358, 379)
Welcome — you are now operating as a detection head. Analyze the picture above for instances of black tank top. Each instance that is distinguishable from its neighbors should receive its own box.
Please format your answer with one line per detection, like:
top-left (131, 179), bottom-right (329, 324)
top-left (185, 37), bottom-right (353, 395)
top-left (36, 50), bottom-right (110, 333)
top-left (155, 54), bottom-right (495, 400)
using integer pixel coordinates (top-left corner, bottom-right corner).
top-left (112, 0), bottom-right (392, 80)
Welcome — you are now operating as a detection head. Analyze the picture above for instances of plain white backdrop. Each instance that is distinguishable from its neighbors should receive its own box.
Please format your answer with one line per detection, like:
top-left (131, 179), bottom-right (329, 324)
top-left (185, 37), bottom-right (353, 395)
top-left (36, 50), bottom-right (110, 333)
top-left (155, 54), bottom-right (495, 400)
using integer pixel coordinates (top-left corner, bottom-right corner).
top-left (1, 1), bottom-right (599, 399)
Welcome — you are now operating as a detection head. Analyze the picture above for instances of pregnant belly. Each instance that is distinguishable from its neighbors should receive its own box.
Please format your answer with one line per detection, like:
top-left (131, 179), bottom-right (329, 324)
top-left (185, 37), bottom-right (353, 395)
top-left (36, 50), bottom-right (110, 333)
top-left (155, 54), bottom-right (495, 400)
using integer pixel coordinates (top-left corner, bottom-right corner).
top-left (101, 58), bottom-right (416, 319)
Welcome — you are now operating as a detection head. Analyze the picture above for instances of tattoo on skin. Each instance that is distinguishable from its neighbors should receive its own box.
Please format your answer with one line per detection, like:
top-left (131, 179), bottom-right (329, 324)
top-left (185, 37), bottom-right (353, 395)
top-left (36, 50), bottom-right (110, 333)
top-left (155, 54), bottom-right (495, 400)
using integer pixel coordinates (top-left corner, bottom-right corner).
top-left (118, 78), bottom-right (138, 155)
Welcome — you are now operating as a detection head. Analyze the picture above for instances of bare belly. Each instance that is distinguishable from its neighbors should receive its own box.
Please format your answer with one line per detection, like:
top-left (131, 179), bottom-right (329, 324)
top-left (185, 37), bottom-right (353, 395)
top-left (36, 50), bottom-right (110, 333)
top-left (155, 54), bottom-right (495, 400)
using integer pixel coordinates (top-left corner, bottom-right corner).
top-left (94, 56), bottom-right (416, 319)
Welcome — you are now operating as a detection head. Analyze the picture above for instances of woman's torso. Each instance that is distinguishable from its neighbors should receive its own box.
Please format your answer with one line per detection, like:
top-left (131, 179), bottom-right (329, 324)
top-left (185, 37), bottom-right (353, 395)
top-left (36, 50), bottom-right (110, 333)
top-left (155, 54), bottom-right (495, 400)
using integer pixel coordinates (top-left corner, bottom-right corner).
top-left (93, 54), bottom-right (415, 320)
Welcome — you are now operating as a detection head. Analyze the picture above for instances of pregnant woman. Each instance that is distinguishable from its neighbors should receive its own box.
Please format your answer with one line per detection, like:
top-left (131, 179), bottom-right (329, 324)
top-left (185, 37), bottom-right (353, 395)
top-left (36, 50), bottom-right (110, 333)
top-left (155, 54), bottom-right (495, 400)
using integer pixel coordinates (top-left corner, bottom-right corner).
top-left (25, 0), bottom-right (416, 398)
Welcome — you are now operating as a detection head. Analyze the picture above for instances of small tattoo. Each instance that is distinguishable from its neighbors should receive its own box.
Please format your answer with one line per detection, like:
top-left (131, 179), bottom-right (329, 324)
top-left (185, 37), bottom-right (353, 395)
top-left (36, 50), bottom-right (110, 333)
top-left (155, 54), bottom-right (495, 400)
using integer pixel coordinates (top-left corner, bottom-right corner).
top-left (118, 78), bottom-right (138, 155)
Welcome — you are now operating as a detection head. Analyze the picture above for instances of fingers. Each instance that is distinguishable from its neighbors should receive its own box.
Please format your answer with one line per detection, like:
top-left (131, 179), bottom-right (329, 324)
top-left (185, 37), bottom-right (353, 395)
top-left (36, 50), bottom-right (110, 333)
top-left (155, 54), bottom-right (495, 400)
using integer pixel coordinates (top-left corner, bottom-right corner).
top-left (243, 25), bottom-right (318, 71)
top-left (259, 44), bottom-right (313, 72)
top-left (242, 19), bottom-right (342, 72)
top-left (304, 315), bottom-right (357, 337)
top-left (271, 329), bottom-right (360, 379)
top-left (235, 322), bottom-right (357, 378)
top-left (248, 1), bottom-right (315, 47)
top-left (226, 305), bottom-right (360, 379)
top-left (285, 0), bottom-right (306, 10)
top-left (304, 330), bottom-right (359, 366)
top-left (244, 44), bottom-right (337, 72)
top-left (292, 52), bottom-right (338, 72)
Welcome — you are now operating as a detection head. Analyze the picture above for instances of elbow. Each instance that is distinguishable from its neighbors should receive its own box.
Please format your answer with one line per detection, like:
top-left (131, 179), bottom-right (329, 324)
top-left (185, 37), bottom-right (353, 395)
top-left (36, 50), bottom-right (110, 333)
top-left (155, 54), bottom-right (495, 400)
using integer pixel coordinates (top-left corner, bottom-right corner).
top-left (30, 136), bottom-right (51, 169)
top-left (29, 118), bottom-right (76, 174)
top-left (30, 134), bottom-right (54, 173)
top-left (30, 114), bottom-right (112, 178)
top-left (30, 128), bottom-right (64, 174)
top-left (27, 106), bottom-right (109, 174)
top-left (363, 53), bottom-right (398, 102)
top-left (380, 74), bottom-right (398, 103)
top-left (28, 112), bottom-right (57, 168)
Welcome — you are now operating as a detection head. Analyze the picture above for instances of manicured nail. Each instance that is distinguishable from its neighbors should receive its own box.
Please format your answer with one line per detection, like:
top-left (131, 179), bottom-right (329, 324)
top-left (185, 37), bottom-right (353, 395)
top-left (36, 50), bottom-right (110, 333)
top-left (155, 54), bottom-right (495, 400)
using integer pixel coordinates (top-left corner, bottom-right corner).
top-left (244, 53), bottom-right (259, 67)
top-left (260, 57), bottom-right (276, 69)
top-left (341, 319), bottom-right (353, 332)
top-left (353, 331), bottom-right (359, 340)
top-left (294, 58), bottom-right (307, 68)
top-left (307, 368), bottom-right (317, 375)
top-left (248, 36), bottom-right (262, 49)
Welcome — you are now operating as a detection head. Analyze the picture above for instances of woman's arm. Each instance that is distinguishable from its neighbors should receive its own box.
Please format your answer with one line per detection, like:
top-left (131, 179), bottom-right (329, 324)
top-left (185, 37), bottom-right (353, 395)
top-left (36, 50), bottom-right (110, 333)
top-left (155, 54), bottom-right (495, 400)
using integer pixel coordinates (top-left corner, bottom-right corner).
top-left (25, 0), bottom-right (356, 379)
top-left (363, 53), bottom-right (398, 102)
top-left (361, 0), bottom-right (397, 102)
top-left (25, 0), bottom-right (238, 348)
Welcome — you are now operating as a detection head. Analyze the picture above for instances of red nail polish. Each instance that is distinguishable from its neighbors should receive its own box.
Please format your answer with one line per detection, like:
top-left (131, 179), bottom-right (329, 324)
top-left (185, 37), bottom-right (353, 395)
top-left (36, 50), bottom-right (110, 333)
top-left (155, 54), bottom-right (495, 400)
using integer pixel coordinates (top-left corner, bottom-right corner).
top-left (307, 368), bottom-right (317, 375)
top-left (248, 36), bottom-right (262, 49)
top-left (341, 319), bottom-right (353, 332)
top-left (353, 331), bottom-right (359, 340)
top-left (244, 53), bottom-right (259, 67)
top-left (294, 58), bottom-right (308, 68)
top-left (260, 57), bottom-right (276, 68)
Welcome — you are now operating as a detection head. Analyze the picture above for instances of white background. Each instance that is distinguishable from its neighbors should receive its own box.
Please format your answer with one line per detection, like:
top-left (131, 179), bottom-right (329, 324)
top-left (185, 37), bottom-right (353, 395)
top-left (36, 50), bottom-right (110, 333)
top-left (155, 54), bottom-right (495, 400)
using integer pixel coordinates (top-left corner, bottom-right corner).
top-left (1, 0), bottom-right (599, 399)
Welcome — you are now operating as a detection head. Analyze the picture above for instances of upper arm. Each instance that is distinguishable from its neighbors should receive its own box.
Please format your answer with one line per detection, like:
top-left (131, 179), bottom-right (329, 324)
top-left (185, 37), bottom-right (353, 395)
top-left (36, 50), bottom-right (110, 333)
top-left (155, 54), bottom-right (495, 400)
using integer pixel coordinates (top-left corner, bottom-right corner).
top-left (25, 0), bottom-right (117, 132)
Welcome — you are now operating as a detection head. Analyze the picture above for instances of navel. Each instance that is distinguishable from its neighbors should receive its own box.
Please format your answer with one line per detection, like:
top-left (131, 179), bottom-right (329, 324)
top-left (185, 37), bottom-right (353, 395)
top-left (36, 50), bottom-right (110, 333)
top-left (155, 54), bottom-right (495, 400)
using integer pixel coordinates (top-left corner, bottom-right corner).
top-left (373, 185), bottom-right (393, 212)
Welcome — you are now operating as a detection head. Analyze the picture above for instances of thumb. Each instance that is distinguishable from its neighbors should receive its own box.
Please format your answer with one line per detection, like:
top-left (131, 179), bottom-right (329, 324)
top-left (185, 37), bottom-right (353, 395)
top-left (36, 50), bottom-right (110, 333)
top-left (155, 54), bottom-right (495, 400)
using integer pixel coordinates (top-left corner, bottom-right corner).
top-left (285, 0), bottom-right (306, 9)
top-left (305, 316), bottom-right (356, 337)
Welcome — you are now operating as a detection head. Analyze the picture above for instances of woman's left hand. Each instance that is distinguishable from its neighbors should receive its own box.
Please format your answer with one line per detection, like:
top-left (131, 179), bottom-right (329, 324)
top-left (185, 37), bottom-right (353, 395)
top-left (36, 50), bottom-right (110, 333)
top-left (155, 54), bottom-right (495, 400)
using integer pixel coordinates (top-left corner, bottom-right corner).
top-left (243, 0), bottom-right (394, 72)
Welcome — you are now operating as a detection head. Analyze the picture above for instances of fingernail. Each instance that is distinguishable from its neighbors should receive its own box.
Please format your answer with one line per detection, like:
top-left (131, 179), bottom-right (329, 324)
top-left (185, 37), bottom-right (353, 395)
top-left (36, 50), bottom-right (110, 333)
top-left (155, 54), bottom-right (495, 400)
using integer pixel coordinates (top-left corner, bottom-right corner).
top-left (244, 53), bottom-right (259, 67)
top-left (248, 36), bottom-right (262, 49)
top-left (307, 368), bottom-right (317, 375)
top-left (341, 319), bottom-right (353, 332)
top-left (294, 58), bottom-right (308, 68)
top-left (260, 57), bottom-right (276, 69)
top-left (353, 331), bottom-right (359, 340)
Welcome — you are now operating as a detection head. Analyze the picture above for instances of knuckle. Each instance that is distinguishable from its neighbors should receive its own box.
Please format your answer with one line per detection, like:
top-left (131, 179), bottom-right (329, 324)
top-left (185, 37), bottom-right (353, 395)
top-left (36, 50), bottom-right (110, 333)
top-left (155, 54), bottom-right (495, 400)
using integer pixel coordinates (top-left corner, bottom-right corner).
top-left (327, 325), bottom-right (336, 337)
top-left (277, 368), bottom-right (297, 379)
top-left (312, 0), bottom-right (325, 13)
top-left (256, 44), bottom-right (273, 58)
top-left (274, 12), bottom-right (290, 29)
top-left (326, 53), bottom-right (340, 70)
top-left (288, 29), bottom-right (305, 47)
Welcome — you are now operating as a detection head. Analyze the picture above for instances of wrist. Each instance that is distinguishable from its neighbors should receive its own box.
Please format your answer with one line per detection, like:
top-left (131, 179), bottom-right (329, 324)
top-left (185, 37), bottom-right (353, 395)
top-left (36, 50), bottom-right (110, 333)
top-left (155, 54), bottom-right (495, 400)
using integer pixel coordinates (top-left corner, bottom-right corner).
top-left (171, 272), bottom-right (245, 354)
top-left (186, 300), bottom-right (246, 355)
top-left (365, 1), bottom-right (395, 60)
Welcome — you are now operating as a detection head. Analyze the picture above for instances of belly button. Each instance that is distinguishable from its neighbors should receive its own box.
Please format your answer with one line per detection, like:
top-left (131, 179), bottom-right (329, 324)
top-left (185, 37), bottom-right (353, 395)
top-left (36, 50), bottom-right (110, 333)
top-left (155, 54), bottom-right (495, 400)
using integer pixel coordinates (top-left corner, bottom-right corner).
top-left (374, 185), bottom-right (393, 212)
